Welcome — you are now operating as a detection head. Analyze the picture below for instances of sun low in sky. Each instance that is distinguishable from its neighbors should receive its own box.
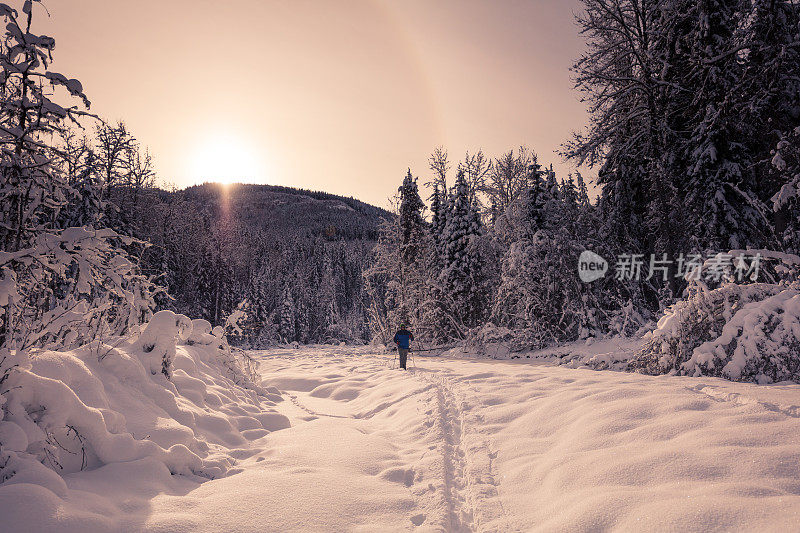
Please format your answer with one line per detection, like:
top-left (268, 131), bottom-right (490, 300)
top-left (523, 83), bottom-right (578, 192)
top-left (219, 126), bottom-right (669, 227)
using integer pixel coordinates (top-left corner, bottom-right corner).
top-left (187, 134), bottom-right (268, 186)
top-left (42, 0), bottom-right (587, 206)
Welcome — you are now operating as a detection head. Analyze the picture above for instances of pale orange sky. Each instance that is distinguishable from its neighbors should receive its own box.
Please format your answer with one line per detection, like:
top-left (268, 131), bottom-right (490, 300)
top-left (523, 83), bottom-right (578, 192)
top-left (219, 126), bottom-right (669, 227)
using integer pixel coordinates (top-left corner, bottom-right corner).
top-left (40, 0), bottom-right (588, 207)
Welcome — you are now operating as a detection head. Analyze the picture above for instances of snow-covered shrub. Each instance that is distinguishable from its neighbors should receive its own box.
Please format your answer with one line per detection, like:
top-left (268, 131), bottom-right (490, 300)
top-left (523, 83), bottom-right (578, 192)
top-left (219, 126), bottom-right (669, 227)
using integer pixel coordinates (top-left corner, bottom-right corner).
top-left (629, 251), bottom-right (800, 383)
top-left (464, 323), bottom-right (515, 358)
top-left (684, 289), bottom-right (800, 383)
top-left (605, 300), bottom-right (652, 338)
top-left (628, 283), bottom-right (784, 375)
top-left (187, 318), bottom-right (219, 346)
top-left (1, 228), bottom-right (159, 354)
top-left (181, 316), bottom-right (260, 388)
top-left (136, 310), bottom-right (193, 379)
top-left (215, 345), bottom-right (261, 390)
top-left (0, 309), bottom-right (282, 496)
top-left (223, 300), bottom-right (249, 346)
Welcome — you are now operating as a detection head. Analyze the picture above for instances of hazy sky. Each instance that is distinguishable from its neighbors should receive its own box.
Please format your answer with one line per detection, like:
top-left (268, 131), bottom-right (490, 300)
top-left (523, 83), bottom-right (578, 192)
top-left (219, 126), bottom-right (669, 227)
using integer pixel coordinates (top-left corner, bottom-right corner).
top-left (41, 0), bottom-right (588, 207)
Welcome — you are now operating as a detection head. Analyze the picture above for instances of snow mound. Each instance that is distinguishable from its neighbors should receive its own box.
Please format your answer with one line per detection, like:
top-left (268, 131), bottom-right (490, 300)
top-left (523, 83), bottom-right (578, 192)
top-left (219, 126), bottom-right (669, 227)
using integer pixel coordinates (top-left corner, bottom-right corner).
top-left (0, 311), bottom-right (286, 503)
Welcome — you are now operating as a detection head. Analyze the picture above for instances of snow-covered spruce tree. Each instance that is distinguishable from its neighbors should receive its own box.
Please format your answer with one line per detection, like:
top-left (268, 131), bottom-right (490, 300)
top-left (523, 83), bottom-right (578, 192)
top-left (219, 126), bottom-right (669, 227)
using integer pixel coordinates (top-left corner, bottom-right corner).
top-left (429, 183), bottom-right (445, 264)
top-left (772, 127), bottom-right (800, 254)
top-left (192, 245), bottom-right (217, 322)
top-left (440, 170), bottom-right (488, 333)
top-left (677, 0), bottom-right (774, 252)
top-left (415, 183), bottom-right (456, 343)
top-left (278, 285), bottom-right (296, 343)
top-left (396, 169), bottom-right (428, 327)
top-left (236, 263), bottom-right (278, 346)
top-left (294, 285), bottom-right (311, 344)
top-left (363, 172), bottom-right (431, 343)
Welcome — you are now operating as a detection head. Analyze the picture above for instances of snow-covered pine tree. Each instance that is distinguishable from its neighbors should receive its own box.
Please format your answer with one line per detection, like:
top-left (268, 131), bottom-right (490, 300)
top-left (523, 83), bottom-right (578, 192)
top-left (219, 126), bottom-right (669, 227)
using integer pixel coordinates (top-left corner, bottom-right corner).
top-left (279, 285), bottom-right (296, 343)
top-left (561, 173), bottom-right (578, 208)
top-left (679, 0), bottom-right (773, 252)
top-left (771, 127), bottom-right (800, 254)
top-left (396, 169), bottom-right (428, 328)
top-left (398, 170), bottom-right (427, 268)
top-left (193, 245), bottom-right (217, 322)
top-left (294, 286), bottom-right (311, 344)
top-left (440, 170), bottom-right (487, 332)
top-left (429, 183), bottom-right (445, 266)
top-left (575, 171), bottom-right (590, 208)
top-left (417, 183), bottom-right (454, 343)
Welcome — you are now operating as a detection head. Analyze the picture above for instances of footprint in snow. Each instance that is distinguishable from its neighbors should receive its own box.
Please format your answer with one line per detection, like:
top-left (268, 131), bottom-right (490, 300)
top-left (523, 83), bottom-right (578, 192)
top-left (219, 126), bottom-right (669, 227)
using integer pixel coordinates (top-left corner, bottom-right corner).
top-left (379, 466), bottom-right (415, 487)
top-left (411, 514), bottom-right (426, 526)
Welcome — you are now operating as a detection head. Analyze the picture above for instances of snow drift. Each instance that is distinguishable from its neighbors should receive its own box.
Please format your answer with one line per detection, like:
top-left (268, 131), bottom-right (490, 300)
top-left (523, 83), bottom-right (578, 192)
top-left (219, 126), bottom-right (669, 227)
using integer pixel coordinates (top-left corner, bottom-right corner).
top-left (0, 311), bottom-right (287, 501)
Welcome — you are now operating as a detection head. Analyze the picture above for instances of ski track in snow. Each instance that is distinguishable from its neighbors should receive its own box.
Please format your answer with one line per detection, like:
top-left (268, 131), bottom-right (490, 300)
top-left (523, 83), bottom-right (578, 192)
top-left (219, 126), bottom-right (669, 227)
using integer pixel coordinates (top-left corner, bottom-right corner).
top-left (258, 349), bottom-right (508, 532)
top-left (413, 367), bottom-right (507, 532)
top-left (417, 368), bottom-right (473, 531)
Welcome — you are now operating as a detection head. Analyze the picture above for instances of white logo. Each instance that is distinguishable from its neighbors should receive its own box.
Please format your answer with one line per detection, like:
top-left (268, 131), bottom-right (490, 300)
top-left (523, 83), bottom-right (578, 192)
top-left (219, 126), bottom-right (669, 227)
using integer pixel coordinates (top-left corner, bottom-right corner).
top-left (578, 250), bottom-right (608, 283)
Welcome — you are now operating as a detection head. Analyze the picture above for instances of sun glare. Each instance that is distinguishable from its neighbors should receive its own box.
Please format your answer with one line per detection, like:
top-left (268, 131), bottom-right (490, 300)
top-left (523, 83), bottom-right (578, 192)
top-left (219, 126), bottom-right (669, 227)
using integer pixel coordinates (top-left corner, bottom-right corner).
top-left (189, 134), bottom-right (265, 185)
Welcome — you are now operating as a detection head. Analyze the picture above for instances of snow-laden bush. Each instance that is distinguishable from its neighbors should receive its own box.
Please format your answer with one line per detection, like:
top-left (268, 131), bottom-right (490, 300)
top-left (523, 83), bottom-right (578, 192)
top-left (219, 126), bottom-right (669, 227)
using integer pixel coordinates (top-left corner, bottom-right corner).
top-left (0, 228), bottom-right (159, 353)
top-left (186, 317), bottom-right (261, 389)
top-left (629, 251), bottom-right (800, 383)
top-left (137, 310), bottom-right (192, 378)
top-left (684, 289), bottom-right (800, 383)
top-left (187, 318), bottom-right (218, 346)
top-left (0, 310), bottom-right (280, 496)
top-left (464, 323), bottom-right (515, 358)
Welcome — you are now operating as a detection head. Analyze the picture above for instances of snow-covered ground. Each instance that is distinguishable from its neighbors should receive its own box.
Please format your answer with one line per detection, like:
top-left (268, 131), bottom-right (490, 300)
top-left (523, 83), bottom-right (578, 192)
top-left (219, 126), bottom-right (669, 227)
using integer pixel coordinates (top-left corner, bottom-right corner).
top-left (3, 345), bottom-right (800, 532)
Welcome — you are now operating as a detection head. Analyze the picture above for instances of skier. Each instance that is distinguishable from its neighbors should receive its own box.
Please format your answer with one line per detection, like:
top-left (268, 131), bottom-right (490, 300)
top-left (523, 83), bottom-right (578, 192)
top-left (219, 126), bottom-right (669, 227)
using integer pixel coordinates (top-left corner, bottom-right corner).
top-left (393, 324), bottom-right (414, 370)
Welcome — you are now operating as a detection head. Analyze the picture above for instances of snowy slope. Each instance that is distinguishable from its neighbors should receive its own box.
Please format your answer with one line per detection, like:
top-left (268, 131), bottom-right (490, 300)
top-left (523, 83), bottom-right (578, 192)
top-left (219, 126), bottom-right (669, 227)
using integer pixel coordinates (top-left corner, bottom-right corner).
top-left (2, 345), bottom-right (800, 532)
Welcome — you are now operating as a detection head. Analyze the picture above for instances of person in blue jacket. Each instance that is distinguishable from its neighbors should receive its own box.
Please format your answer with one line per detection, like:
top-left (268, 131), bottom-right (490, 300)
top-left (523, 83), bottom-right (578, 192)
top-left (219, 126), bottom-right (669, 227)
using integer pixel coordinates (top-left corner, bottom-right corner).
top-left (393, 324), bottom-right (413, 370)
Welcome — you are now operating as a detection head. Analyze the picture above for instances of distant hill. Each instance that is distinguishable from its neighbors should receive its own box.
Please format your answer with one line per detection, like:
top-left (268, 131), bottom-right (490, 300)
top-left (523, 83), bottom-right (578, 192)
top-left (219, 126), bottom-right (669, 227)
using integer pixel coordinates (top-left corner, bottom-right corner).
top-left (120, 182), bottom-right (392, 343)
top-left (172, 183), bottom-right (391, 241)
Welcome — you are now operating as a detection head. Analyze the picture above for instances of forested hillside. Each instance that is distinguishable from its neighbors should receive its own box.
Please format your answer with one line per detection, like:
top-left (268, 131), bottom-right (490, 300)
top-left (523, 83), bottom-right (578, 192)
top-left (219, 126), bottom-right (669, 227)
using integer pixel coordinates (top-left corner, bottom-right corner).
top-left (116, 183), bottom-right (390, 346)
